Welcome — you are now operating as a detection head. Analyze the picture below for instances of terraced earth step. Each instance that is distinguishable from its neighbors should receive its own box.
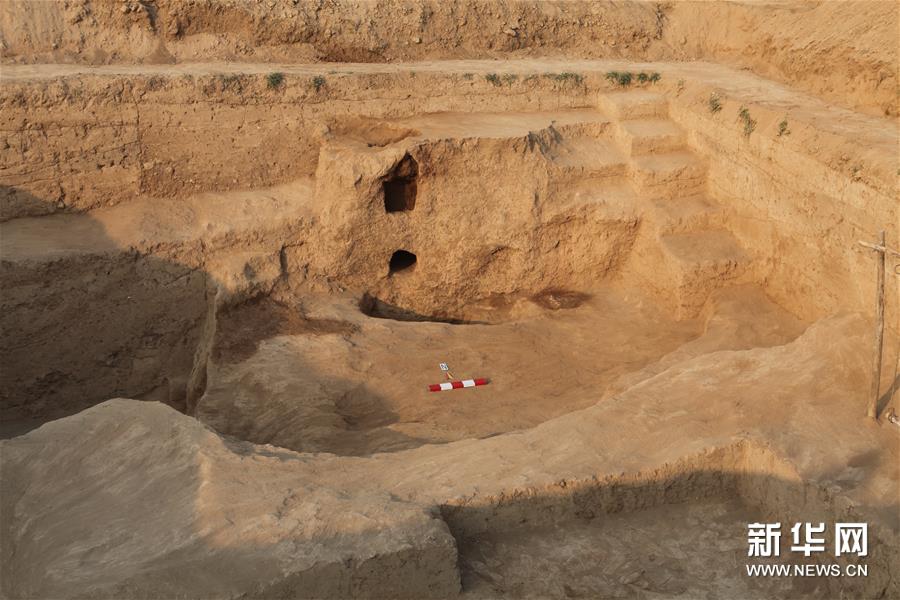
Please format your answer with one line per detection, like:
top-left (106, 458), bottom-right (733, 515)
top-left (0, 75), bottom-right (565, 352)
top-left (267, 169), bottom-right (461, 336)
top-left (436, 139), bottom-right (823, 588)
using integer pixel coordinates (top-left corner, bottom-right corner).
top-left (393, 108), bottom-right (610, 141)
top-left (659, 229), bottom-right (748, 268)
top-left (598, 91), bottom-right (669, 120)
top-left (548, 137), bottom-right (628, 179)
top-left (0, 180), bottom-right (314, 264)
top-left (652, 229), bottom-right (752, 319)
top-left (615, 119), bottom-right (686, 155)
top-left (630, 151), bottom-right (707, 197)
top-left (547, 178), bottom-right (639, 218)
top-left (645, 195), bottom-right (728, 234)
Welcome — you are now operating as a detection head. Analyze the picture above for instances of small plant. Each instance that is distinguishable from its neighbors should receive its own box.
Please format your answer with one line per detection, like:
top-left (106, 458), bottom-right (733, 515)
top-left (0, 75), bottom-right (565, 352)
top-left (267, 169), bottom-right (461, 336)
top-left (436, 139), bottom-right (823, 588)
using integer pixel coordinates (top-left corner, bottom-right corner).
top-left (266, 72), bottom-right (285, 89)
top-left (649, 72), bottom-right (661, 83)
top-left (205, 74), bottom-right (242, 95)
top-left (676, 78), bottom-right (685, 93)
top-left (777, 118), bottom-right (790, 137)
top-left (146, 75), bottom-right (165, 90)
top-left (606, 71), bottom-right (633, 86)
top-left (738, 105), bottom-right (757, 137)
top-left (637, 72), bottom-right (649, 83)
top-left (311, 75), bottom-right (326, 91)
top-left (743, 117), bottom-right (757, 136)
top-left (708, 93), bottom-right (722, 113)
top-left (502, 73), bottom-right (518, 85)
top-left (485, 73), bottom-right (501, 86)
top-left (548, 71), bottom-right (582, 84)
top-left (462, 72), bottom-right (474, 80)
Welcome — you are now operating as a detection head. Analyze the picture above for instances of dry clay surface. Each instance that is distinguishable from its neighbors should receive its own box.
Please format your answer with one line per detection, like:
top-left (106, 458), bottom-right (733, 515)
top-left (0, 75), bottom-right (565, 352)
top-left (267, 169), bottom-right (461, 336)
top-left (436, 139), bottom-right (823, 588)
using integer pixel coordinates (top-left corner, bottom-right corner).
top-left (2, 311), bottom-right (898, 599)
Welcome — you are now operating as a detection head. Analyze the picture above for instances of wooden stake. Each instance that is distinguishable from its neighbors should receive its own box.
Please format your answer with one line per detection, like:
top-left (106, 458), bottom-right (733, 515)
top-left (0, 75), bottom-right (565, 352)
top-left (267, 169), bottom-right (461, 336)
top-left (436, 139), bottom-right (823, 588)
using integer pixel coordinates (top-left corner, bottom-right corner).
top-left (861, 231), bottom-right (886, 419)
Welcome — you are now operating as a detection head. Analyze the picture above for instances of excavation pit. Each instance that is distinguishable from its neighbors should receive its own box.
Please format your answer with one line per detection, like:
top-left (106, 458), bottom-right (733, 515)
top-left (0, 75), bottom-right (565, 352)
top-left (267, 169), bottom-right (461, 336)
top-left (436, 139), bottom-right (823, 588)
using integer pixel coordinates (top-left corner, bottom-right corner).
top-left (359, 293), bottom-right (483, 324)
top-left (530, 289), bottom-right (591, 310)
top-left (0, 10), bottom-right (897, 597)
top-left (191, 285), bottom-right (809, 457)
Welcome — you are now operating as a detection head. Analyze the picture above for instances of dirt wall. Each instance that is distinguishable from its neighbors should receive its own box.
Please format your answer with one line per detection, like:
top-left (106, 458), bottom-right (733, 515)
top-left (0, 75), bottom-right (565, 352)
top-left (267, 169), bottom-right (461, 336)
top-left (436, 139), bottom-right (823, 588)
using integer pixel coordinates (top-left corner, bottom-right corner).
top-left (660, 1), bottom-right (899, 117)
top-left (0, 249), bottom-right (209, 421)
top-left (0, 188), bottom-right (302, 421)
top-left (0, 0), bottom-right (664, 65)
top-left (310, 123), bottom-right (639, 318)
top-left (2, 1), bottom-right (896, 116)
top-left (2, 66), bottom-right (896, 327)
top-left (666, 83), bottom-right (899, 332)
top-left (0, 72), bottom-right (600, 221)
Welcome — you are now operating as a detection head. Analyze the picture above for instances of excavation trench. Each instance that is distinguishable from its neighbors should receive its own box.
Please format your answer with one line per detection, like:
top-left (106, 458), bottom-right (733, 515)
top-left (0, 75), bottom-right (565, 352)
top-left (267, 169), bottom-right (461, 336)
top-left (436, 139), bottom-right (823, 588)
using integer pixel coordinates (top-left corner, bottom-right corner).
top-left (0, 99), bottom-right (815, 437)
top-left (0, 51), bottom-right (897, 600)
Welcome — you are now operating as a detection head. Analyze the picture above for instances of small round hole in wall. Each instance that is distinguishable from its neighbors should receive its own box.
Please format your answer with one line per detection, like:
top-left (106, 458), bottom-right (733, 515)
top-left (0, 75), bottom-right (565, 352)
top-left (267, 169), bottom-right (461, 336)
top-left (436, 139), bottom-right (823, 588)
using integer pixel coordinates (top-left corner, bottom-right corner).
top-left (389, 250), bottom-right (417, 274)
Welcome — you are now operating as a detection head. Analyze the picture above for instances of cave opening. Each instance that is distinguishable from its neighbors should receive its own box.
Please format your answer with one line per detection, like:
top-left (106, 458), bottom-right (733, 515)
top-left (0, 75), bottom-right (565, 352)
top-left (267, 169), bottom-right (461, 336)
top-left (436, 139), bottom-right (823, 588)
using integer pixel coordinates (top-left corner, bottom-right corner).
top-left (383, 154), bottom-right (418, 212)
top-left (389, 250), bottom-right (417, 274)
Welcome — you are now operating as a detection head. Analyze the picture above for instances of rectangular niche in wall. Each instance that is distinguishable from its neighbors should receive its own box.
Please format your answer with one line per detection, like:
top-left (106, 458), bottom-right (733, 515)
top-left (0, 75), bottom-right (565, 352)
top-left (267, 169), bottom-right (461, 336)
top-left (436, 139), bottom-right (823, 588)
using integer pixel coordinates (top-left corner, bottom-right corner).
top-left (383, 154), bottom-right (418, 212)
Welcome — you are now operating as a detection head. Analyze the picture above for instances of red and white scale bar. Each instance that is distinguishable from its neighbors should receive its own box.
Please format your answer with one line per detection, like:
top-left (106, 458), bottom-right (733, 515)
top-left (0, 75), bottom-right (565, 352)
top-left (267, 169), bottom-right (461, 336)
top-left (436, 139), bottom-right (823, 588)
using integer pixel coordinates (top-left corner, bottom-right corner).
top-left (428, 378), bottom-right (489, 392)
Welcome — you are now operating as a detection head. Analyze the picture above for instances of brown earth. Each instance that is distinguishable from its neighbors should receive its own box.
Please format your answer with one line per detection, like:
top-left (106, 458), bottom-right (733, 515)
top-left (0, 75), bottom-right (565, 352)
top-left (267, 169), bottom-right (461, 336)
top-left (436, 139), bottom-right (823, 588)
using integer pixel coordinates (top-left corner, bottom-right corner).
top-left (2, 0), bottom-right (897, 116)
top-left (2, 314), bottom-right (898, 598)
top-left (0, 2), bottom-right (899, 599)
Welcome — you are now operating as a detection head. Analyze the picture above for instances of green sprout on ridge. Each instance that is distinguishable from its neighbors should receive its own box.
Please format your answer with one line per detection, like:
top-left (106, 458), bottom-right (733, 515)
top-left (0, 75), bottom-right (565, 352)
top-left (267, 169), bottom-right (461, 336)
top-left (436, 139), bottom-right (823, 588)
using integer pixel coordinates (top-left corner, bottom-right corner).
top-left (777, 118), bottom-right (790, 137)
top-left (738, 105), bottom-right (757, 136)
